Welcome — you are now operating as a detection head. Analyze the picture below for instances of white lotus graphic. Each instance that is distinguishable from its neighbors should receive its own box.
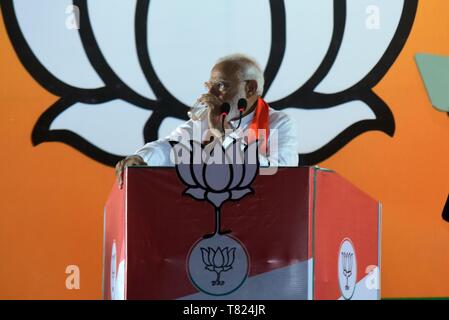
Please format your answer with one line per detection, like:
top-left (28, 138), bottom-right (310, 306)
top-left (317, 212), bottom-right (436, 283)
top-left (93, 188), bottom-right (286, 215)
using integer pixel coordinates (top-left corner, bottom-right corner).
top-left (1, 0), bottom-right (417, 165)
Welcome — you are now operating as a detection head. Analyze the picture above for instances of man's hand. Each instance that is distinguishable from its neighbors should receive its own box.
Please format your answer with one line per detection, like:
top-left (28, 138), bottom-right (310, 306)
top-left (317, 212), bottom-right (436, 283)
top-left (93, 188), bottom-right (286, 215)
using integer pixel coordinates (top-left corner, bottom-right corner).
top-left (197, 93), bottom-right (231, 139)
top-left (115, 155), bottom-right (146, 189)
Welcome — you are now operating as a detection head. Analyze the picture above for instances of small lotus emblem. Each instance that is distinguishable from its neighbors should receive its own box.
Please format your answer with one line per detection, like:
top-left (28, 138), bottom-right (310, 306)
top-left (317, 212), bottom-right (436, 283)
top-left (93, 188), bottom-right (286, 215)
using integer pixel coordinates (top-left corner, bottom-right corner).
top-left (201, 246), bottom-right (236, 286)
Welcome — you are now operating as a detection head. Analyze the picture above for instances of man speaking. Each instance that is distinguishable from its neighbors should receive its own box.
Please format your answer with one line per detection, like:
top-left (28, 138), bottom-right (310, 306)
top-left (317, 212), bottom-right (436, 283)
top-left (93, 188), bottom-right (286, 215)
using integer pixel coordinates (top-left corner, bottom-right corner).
top-left (115, 54), bottom-right (298, 187)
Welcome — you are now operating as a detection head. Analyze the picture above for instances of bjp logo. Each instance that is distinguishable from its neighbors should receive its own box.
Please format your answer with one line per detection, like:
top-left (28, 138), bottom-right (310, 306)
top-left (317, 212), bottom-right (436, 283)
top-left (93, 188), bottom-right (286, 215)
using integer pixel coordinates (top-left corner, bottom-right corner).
top-left (2, 0), bottom-right (417, 166)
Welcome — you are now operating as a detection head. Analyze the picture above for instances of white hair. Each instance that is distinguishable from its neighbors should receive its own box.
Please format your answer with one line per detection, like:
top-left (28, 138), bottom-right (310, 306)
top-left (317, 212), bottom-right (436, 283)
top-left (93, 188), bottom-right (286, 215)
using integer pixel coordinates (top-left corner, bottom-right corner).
top-left (215, 54), bottom-right (265, 96)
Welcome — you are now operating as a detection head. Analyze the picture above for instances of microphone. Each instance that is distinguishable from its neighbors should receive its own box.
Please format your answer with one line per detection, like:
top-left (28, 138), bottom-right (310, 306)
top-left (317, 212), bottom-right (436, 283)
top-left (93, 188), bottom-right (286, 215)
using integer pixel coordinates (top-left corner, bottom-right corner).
top-left (236, 98), bottom-right (248, 129)
top-left (220, 102), bottom-right (231, 116)
top-left (220, 102), bottom-right (231, 133)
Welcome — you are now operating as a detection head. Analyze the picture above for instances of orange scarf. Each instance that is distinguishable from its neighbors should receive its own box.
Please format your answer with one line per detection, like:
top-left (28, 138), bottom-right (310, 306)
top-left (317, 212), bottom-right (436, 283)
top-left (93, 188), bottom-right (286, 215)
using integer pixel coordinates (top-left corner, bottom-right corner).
top-left (247, 97), bottom-right (270, 155)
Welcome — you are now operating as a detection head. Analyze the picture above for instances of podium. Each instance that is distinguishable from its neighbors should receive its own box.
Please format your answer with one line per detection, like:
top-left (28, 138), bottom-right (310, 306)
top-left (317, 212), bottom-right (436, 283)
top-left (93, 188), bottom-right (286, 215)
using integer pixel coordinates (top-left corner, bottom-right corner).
top-left (103, 167), bottom-right (381, 300)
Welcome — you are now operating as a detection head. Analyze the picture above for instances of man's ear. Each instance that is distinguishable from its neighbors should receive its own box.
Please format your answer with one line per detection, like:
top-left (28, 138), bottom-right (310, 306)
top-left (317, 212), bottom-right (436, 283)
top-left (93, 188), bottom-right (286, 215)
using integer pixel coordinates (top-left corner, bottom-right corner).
top-left (245, 80), bottom-right (258, 98)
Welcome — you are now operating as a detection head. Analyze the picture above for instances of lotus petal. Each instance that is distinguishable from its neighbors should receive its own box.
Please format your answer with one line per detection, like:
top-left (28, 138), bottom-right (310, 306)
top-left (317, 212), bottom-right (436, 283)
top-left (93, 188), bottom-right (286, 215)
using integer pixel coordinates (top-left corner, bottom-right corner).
top-left (147, 0), bottom-right (271, 105)
top-left (240, 142), bottom-right (259, 187)
top-left (316, 0), bottom-right (406, 93)
top-left (228, 248), bottom-right (236, 266)
top-left (213, 247), bottom-right (225, 267)
top-left (231, 188), bottom-right (253, 201)
top-left (184, 187), bottom-right (206, 200)
top-left (264, 0), bottom-right (334, 101)
top-left (11, 0), bottom-right (104, 89)
top-left (201, 248), bottom-right (210, 266)
top-left (49, 99), bottom-right (151, 155)
top-left (86, 0), bottom-right (157, 99)
top-left (281, 100), bottom-right (376, 154)
top-left (207, 247), bottom-right (215, 266)
top-left (204, 164), bottom-right (232, 192)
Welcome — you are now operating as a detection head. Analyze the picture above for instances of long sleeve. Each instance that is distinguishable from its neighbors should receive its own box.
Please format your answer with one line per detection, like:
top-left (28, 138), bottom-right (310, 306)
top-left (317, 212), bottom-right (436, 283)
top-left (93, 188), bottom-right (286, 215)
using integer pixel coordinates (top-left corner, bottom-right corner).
top-left (133, 119), bottom-right (205, 166)
top-left (134, 139), bottom-right (172, 166)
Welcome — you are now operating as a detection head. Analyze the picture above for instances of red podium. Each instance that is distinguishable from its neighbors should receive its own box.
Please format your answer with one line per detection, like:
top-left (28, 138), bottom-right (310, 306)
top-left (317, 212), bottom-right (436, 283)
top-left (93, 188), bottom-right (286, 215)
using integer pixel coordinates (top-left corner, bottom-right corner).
top-left (103, 167), bottom-right (381, 300)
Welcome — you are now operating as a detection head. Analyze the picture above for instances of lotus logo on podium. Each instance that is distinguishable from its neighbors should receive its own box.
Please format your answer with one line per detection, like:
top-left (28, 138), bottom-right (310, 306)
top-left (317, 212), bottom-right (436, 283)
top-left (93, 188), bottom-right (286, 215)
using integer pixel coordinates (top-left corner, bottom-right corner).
top-left (188, 236), bottom-right (249, 295)
top-left (338, 238), bottom-right (357, 300)
top-left (170, 138), bottom-right (258, 295)
top-left (201, 246), bottom-right (236, 286)
top-left (341, 252), bottom-right (354, 291)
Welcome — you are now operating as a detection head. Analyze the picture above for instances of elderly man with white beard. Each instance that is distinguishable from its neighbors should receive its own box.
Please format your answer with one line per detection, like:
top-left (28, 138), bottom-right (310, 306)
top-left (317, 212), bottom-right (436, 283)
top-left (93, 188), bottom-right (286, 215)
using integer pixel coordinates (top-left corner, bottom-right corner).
top-left (115, 54), bottom-right (299, 187)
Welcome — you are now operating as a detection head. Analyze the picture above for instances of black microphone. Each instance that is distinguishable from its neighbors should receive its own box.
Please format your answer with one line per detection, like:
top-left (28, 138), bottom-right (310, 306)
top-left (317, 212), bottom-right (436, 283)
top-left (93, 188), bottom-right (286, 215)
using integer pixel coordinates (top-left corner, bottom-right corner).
top-left (220, 102), bottom-right (231, 116)
top-left (236, 98), bottom-right (248, 129)
top-left (220, 102), bottom-right (231, 133)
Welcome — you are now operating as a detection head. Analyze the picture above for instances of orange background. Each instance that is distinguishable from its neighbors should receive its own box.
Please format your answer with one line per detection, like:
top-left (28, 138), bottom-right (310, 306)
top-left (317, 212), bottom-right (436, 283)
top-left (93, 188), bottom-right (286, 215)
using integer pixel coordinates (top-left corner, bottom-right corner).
top-left (1, 1), bottom-right (448, 299)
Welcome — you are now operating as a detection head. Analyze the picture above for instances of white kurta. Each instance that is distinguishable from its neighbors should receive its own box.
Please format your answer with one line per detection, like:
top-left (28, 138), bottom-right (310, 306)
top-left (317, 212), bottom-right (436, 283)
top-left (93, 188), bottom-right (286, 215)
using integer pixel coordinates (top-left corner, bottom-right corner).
top-left (134, 107), bottom-right (299, 167)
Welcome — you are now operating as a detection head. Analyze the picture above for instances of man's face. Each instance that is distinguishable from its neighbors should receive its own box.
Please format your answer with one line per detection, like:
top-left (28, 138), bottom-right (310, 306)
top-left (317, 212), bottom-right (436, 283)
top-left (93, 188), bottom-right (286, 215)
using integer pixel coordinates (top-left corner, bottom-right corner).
top-left (206, 62), bottom-right (247, 117)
